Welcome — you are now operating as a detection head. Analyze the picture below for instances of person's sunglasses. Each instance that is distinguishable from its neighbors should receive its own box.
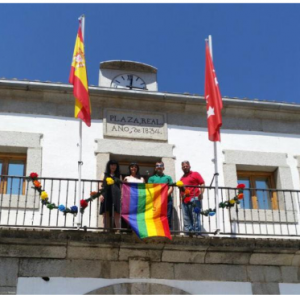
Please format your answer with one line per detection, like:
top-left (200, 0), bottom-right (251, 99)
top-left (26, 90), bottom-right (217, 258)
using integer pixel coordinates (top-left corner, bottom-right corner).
top-left (156, 164), bottom-right (164, 168)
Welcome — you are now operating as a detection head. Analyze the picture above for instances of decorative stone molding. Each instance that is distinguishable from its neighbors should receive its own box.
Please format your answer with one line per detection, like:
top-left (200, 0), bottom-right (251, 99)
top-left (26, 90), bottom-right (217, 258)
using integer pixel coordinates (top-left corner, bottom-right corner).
top-left (103, 108), bottom-right (168, 142)
top-left (223, 150), bottom-right (293, 190)
top-left (94, 140), bottom-right (177, 228)
top-left (223, 150), bottom-right (289, 168)
top-left (223, 150), bottom-right (297, 224)
top-left (95, 139), bottom-right (174, 159)
top-left (0, 131), bottom-right (43, 209)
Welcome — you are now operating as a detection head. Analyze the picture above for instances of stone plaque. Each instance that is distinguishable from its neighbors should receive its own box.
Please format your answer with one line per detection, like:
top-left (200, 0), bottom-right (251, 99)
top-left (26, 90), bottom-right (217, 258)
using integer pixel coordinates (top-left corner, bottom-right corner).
top-left (103, 109), bottom-right (167, 141)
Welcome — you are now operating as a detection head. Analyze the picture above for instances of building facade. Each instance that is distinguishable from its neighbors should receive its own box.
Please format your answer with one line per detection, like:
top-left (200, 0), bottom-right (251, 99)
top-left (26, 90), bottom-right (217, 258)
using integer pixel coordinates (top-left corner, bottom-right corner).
top-left (0, 60), bottom-right (300, 294)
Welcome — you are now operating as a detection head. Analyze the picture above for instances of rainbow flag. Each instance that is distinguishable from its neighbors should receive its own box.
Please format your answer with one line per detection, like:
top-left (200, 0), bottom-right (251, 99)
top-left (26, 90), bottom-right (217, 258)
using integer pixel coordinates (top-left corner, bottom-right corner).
top-left (69, 18), bottom-right (91, 127)
top-left (121, 183), bottom-right (171, 240)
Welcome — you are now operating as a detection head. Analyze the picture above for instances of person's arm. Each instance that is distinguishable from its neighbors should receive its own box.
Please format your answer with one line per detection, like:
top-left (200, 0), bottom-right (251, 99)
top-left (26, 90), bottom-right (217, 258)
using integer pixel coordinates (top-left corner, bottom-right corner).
top-left (167, 176), bottom-right (173, 196)
top-left (200, 183), bottom-right (205, 194)
top-left (168, 186), bottom-right (173, 196)
top-left (198, 183), bottom-right (205, 200)
top-left (141, 177), bottom-right (145, 183)
top-left (195, 172), bottom-right (205, 199)
top-left (123, 176), bottom-right (128, 182)
top-left (148, 176), bottom-right (153, 184)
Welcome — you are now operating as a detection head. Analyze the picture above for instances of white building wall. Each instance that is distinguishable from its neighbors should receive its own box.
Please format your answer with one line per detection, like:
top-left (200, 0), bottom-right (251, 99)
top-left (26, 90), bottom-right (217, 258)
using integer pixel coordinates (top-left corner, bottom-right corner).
top-left (1, 113), bottom-right (300, 233)
top-left (17, 277), bottom-right (253, 295)
top-left (168, 125), bottom-right (300, 190)
top-left (1, 113), bottom-right (300, 189)
top-left (0, 113), bottom-right (103, 180)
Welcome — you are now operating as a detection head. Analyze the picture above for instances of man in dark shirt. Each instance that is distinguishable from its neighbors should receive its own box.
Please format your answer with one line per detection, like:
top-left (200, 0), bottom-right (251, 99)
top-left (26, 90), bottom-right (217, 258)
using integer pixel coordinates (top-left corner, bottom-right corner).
top-left (180, 161), bottom-right (205, 234)
top-left (148, 161), bottom-right (174, 229)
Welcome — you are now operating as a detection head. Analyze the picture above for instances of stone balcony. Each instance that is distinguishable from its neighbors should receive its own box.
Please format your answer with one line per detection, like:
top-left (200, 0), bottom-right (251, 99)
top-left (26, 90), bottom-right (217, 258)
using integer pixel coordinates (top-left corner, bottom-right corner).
top-left (0, 228), bottom-right (300, 294)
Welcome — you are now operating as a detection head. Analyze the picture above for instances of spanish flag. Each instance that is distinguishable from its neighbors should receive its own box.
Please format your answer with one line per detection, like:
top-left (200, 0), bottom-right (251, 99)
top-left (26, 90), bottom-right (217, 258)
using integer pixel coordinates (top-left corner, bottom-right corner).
top-left (69, 18), bottom-right (91, 127)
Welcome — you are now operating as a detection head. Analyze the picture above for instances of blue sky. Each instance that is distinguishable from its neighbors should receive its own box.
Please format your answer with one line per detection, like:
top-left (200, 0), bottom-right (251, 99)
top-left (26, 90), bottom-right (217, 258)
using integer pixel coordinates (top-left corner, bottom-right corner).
top-left (1, 4), bottom-right (300, 103)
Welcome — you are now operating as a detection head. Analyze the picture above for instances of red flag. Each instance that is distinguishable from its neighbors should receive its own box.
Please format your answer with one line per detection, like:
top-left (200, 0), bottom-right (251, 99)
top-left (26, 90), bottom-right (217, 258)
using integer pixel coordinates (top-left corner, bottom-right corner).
top-left (205, 42), bottom-right (223, 141)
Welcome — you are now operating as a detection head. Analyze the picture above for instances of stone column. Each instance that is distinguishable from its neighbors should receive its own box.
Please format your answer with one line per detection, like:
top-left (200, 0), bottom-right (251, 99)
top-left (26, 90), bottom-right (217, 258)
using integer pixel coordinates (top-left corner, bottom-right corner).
top-left (96, 153), bottom-right (110, 228)
top-left (162, 157), bottom-right (176, 181)
top-left (27, 147), bottom-right (42, 175)
top-left (96, 153), bottom-right (110, 180)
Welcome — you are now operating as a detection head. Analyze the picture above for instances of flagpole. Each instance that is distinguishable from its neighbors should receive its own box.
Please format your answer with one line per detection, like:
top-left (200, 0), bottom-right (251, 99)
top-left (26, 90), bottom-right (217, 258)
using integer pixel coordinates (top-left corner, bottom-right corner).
top-left (208, 35), bottom-right (220, 234)
top-left (76, 14), bottom-right (85, 229)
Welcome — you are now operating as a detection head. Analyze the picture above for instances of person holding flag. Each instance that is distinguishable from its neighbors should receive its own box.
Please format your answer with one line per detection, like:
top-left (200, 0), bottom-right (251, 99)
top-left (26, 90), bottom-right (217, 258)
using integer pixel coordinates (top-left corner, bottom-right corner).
top-left (148, 161), bottom-right (174, 229)
top-left (180, 161), bottom-right (205, 234)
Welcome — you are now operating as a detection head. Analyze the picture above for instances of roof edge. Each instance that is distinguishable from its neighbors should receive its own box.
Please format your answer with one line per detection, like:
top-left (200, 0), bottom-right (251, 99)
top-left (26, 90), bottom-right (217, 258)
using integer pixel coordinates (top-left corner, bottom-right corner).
top-left (0, 79), bottom-right (300, 112)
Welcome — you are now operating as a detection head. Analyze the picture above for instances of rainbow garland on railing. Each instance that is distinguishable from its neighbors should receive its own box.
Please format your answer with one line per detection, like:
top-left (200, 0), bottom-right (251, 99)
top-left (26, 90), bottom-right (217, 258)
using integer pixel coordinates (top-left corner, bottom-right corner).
top-left (29, 173), bottom-right (183, 216)
top-left (198, 184), bottom-right (246, 216)
top-left (29, 174), bottom-right (245, 218)
top-left (29, 172), bottom-right (115, 215)
top-left (175, 180), bottom-right (246, 217)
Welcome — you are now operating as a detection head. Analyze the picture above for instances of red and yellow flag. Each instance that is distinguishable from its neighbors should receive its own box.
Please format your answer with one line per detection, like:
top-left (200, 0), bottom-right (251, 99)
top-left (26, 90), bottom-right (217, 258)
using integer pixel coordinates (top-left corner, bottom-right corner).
top-left (69, 19), bottom-right (91, 127)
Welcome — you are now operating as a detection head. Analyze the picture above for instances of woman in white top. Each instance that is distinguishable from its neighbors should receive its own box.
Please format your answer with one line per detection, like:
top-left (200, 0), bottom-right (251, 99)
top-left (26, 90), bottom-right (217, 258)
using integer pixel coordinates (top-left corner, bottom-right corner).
top-left (124, 163), bottom-right (145, 183)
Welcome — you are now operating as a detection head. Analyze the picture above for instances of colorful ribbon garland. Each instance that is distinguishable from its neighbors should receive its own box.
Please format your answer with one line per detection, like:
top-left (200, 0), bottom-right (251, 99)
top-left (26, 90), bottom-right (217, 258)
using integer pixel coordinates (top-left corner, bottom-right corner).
top-left (29, 174), bottom-right (245, 217)
top-left (29, 172), bottom-right (115, 215)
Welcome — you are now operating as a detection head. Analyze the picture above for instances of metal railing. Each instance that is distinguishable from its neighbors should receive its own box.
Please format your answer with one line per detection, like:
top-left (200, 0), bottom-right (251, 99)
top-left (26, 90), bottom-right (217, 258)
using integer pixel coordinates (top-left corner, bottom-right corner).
top-left (0, 175), bottom-right (299, 238)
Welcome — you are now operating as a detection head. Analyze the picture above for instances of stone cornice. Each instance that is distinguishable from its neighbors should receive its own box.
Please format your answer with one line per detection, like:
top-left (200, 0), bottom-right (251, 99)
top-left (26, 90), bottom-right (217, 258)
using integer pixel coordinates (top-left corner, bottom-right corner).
top-left (0, 228), bottom-right (299, 253)
top-left (1, 79), bottom-right (300, 135)
top-left (0, 79), bottom-right (299, 113)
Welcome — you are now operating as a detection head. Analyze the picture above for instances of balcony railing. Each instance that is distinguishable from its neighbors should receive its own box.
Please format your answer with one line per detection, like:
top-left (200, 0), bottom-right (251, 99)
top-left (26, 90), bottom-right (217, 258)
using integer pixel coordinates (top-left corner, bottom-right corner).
top-left (0, 175), bottom-right (299, 238)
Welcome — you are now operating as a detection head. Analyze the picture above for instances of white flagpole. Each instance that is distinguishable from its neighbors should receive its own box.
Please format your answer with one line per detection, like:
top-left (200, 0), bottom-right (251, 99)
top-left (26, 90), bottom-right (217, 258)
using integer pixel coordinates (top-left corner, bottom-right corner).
top-left (76, 14), bottom-right (85, 229)
top-left (208, 35), bottom-right (220, 234)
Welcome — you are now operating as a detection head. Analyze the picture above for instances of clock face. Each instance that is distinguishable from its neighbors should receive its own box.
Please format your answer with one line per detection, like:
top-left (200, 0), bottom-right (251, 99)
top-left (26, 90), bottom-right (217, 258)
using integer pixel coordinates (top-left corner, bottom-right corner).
top-left (111, 74), bottom-right (147, 90)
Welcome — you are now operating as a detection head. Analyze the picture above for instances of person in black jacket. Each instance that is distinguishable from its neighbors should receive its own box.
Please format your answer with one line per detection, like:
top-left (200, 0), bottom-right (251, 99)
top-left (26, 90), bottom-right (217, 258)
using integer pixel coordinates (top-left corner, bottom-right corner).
top-left (99, 160), bottom-right (122, 229)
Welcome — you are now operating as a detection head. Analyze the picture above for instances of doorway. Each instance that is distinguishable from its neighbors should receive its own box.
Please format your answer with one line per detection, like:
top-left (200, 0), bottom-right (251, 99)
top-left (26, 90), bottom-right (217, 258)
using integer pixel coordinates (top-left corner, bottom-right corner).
top-left (111, 155), bottom-right (161, 183)
top-left (119, 161), bottom-right (157, 182)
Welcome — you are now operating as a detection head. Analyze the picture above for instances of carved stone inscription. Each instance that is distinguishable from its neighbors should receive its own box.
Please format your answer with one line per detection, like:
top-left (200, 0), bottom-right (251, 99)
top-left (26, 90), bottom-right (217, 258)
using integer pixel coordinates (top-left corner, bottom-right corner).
top-left (104, 109), bottom-right (167, 141)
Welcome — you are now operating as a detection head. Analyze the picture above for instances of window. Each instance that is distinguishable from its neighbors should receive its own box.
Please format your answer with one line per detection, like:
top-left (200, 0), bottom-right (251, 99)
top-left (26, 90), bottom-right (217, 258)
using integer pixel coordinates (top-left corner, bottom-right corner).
top-left (237, 171), bottom-right (278, 210)
top-left (0, 153), bottom-right (26, 195)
